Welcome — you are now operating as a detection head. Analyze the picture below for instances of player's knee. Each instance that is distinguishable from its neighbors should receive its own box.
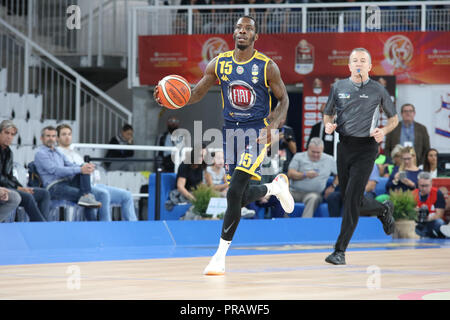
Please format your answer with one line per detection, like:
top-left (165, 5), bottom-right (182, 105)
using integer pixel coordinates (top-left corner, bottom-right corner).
top-left (227, 183), bottom-right (245, 203)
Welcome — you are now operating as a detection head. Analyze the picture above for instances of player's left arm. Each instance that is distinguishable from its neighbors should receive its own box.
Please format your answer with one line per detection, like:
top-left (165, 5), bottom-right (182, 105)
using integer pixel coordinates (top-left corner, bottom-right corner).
top-left (257, 60), bottom-right (289, 144)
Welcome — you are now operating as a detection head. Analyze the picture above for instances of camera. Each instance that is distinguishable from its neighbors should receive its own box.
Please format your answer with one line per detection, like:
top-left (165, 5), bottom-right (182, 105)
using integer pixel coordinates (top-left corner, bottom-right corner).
top-left (398, 171), bottom-right (407, 180)
top-left (417, 205), bottom-right (429, 224)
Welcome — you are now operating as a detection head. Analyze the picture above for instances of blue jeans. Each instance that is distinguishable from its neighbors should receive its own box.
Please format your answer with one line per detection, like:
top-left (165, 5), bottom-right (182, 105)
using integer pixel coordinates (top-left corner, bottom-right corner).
top-left (0, 189), bottom-right (21, 222)
top-left (415, 219), bottom-right (446, 238)
top-left (16, 188), bottom-right (50, 221)
top-left (48, 174), bottom-right (97, 221)
top-left (92, 184), bottom-right (137, 221)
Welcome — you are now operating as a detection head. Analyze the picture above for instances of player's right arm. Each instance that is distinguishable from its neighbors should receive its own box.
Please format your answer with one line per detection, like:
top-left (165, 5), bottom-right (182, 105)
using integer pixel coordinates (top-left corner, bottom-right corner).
top-left (187, 57), bottom-right (218, 105)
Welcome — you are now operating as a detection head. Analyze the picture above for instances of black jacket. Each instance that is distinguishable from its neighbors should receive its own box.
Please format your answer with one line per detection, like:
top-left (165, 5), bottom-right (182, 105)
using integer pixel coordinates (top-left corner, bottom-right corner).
top-left (0, 147), bottom-right (22, 189)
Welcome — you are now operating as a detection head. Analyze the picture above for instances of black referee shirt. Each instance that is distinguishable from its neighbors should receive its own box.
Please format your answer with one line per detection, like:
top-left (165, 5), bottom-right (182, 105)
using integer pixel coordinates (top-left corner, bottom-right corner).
top-left (323, 78), bottom-right (397, 137)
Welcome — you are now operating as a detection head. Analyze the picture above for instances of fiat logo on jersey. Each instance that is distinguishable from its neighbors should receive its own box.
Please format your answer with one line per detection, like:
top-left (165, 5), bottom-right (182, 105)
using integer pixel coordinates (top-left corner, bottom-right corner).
top-left (228, 80), bottom-right (256, 110)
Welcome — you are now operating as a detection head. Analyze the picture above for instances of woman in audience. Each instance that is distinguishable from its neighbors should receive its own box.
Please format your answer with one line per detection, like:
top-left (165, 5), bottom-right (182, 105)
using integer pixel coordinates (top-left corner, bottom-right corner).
top-left (205, 150), bottom-right (228, 197)
top-left (419, 148), bottom-right (438, 178)
top-left (386, 146), bottom-right (422, 193)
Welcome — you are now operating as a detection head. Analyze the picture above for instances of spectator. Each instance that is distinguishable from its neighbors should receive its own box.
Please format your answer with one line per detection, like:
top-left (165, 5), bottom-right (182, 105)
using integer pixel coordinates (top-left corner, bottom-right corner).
top-left (56, 124), bottom-right (138, 221)
top-left (278, 119), bottom-right (297, 174)
top-left (0, 120), bottom-right (49, 221)
top-left (34, 126), bottom-right (101, 221)
top-left (307, 103), bottom-right (335, 156)
top-left (176, 145), bottom-right (207, 202)
top-left (263, 0), bottom-right (290, 33)
top-left (0, 187), bottom-right (21, 222)
top-left (385, 146), bottom-right (422, 193)
top-left (378, 143), bottom-right (403, 177)
top-left (327, 163), bottom-right (380, 217)
top-left (287, 137), bottom-right (337, 217)
top-left (204, 150), bottom-right (228, 197)
top-left (156, 116), bottom-right (183, 172)
top-left (414, 172), bottom-right (447, 238)
top-left (419, 148), bottom-right (438, 178)
top-left (105, 124), bottom-right (135, 171)
top-left (384, 103), bottom-right (430, 166)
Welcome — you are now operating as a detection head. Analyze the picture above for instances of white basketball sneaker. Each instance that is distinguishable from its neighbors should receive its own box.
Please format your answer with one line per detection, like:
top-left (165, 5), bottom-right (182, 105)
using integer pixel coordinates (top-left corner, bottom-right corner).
top-left (440, 224), bottom-right (450, 238)
top-left (203, 255), bottom-right (225, 276)
top-left (271, 173), bottom-right (295, 213)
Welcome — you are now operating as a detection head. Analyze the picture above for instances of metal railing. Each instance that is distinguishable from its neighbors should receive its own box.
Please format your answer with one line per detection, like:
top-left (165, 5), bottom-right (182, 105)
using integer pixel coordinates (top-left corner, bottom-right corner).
top-left (128, 1), bottom-right (450, 87)
top-left (0, 0), bottom-right (151, 66)
top-left (0, 16), bottom-right (132, 143)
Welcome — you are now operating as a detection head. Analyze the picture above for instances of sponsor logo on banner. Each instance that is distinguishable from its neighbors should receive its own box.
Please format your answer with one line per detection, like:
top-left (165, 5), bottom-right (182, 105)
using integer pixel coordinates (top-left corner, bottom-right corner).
top-left (304, 112), bottom-right (317, 119)
top-left (305, 96), bottom-right (317, 103)
top-left (200, 37), bottom-right (229, 71)
top-left (382, 35), bottom-right (413, 72)
top-left (304, 103), bottom-right (318, 110)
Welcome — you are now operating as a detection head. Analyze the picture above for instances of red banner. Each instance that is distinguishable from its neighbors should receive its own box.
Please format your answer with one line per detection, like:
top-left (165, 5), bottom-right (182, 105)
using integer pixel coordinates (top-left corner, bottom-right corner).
top-left (139, 31), bottom-right (450, 85)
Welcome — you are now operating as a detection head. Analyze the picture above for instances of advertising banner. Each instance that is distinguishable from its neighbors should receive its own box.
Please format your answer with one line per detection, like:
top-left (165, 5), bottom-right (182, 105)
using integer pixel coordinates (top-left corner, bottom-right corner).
top-left (139, 32), bottom-right (450, 85)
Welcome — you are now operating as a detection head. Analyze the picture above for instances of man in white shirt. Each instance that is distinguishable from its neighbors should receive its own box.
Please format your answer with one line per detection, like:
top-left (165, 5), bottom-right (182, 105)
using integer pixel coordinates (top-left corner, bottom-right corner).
top-left (56, 124), bottom-right (137, 221)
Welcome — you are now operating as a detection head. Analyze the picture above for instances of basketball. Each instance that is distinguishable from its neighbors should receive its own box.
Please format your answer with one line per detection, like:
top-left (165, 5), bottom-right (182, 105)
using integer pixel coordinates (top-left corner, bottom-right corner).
top-left (156, 75), bottom-right (191, 109)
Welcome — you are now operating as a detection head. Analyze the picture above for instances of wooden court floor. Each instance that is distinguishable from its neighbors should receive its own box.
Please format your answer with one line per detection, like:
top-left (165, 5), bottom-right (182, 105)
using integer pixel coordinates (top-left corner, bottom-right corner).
top-left (0, 247), bottom-right (449, 300)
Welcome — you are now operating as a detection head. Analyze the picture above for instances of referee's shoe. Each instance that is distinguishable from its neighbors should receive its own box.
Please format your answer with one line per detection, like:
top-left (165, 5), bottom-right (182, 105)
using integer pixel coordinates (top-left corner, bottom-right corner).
top-left (378, 200), bottom-right (395, 235)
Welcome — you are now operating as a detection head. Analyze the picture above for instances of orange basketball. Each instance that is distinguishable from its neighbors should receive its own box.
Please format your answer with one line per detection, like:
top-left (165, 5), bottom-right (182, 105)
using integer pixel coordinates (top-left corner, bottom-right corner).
top-left (156, 75), bottom-right (191, 109)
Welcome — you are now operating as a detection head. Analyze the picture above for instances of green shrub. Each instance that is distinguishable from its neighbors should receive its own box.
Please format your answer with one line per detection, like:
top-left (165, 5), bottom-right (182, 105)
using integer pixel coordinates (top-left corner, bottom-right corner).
top-left (191, 184), bottom-right (220, 218)
top-left (389, 189), bottom-right (417, 221)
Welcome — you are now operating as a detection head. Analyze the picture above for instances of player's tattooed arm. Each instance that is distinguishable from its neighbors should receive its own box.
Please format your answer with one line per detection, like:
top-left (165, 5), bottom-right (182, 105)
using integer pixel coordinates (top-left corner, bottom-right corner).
top-left (187, 57), bottom-right (218, 105)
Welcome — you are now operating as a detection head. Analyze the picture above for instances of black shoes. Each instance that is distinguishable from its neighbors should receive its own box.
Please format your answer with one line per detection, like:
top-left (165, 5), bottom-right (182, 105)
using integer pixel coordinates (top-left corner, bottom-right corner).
top-left (325, 251), bottom-right (346, 265)
top-left (378, 200), bottom-right (395, 235)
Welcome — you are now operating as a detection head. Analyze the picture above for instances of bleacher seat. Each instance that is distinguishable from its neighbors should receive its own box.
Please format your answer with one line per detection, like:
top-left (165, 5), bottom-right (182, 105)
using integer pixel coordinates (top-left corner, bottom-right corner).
top-left (148, 173), bottom-right (190, 220)
top-left (290, 202), bottom-right (330, 218)
top-left (375, 177), bottom-right (389, 196)
top-left (0, 68), bottom-right (6, 92)
top-left (0, 93), bottom-right (12, 118)
top-left (26, 94), bottom-right (43, 121)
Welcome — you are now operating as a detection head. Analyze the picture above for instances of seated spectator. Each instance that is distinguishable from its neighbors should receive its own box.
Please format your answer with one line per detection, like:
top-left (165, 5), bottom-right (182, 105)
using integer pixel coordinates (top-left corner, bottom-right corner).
top-left (414, 172), bottom-right (447, 238)
top-left (385, 146), bottom-right (421, 193)
top-left (327, 163), bottom-right (381, 217)
top-left (156, 116), bottom-right (183, 172)
top-left (0, 187), bottom-right (21, 222)
top-left (287, 137), bottom-right (337, 218)
top-left (205, 150), bottom-right (228, 197)
top-left (34, 126), bottom-right (101, 221)
top-left (0, 120), bottom-right (49, 221)
top-left (419, 148), bottom-right (438, 178)
top-left (56, 124), bottom-right (138, 221)
top-left (263, 0), bottom-right (290, 33)
top-left (246, 194), bottom-right (284, 218)
top-left (104, 124), bottom-right (135, 171)
top-left (378, 143), bottom-right (403, 177)
top-left (278, 119), bottom-right (297, 174)
top-left (306, 103), bottom-right (335, 157)
top-left (177, 145), bottom-right (207, 202)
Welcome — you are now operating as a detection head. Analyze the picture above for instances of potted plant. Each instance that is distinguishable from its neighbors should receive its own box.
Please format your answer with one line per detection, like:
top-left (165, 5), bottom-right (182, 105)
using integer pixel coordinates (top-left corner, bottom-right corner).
top-left (191, 184), bottom-right (220, 219)
top-left (389, 189), bottom-right (419, 239)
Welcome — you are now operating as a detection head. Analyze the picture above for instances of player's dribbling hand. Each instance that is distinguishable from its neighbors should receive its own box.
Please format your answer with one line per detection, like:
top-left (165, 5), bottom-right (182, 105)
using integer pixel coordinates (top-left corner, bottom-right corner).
top-left (325, 123), bottom-right (337, 134)
top-left (370, 128), bottom-right (384, 143)
top-left (153, 85), bottom-right (163, 106)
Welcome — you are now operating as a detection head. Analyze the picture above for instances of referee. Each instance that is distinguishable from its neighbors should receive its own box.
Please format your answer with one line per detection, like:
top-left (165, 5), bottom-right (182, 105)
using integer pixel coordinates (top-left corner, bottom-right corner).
top-left (323, 48), bottom-right (399, 265)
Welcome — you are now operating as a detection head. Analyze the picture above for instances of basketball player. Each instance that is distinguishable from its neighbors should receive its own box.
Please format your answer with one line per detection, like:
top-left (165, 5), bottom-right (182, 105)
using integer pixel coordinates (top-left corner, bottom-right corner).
top-left (323, 48), bottom-right (399, 265)
top-left (154, 16), bottom-right (294, 275)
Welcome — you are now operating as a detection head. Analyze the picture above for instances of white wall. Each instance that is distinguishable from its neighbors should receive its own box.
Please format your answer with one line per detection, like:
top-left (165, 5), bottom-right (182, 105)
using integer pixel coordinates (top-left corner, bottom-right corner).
top-left (397, 84), bottom-right (450, 153)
